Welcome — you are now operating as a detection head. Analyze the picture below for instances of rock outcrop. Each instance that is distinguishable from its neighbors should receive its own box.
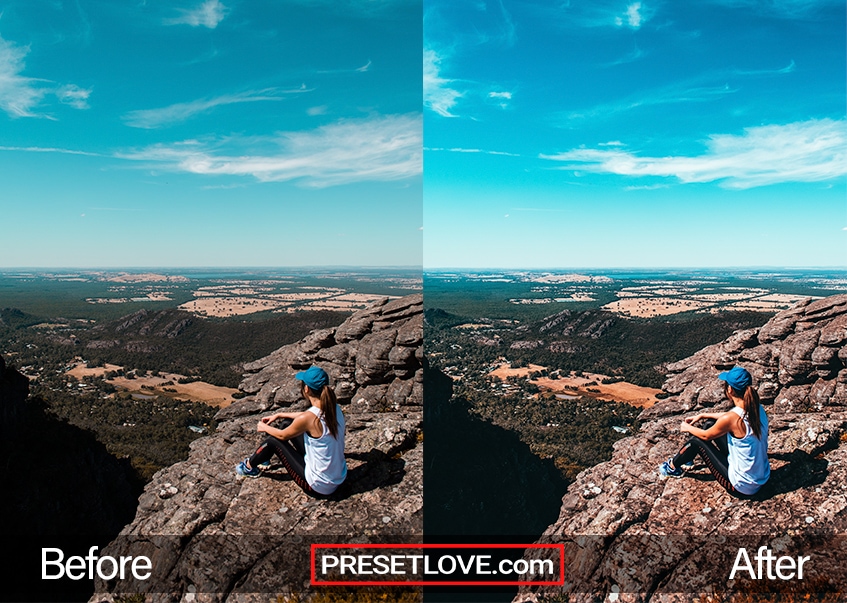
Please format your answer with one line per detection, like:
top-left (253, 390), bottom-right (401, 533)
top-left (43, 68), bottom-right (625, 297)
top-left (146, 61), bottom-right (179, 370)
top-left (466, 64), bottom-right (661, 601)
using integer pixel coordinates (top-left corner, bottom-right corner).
top-left (92, 295), bottom-right (423, 601)
top-left (517, 295), bottom-right (847, 601)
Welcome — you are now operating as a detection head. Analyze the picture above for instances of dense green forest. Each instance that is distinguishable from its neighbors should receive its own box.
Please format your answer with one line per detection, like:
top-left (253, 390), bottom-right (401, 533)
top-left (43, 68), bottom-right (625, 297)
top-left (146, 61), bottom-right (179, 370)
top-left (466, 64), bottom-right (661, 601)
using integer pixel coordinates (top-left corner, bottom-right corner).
top-left (469, 390), bottom-right (641, 479)
top-left (33, 391), bottom-right (218, 481)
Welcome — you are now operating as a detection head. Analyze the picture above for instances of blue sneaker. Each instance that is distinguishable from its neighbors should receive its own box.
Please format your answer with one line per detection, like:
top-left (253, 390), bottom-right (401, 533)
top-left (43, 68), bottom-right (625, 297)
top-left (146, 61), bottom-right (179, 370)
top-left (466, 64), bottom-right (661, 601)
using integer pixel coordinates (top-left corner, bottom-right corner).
top-left (236, 458), bottom-right (260, 478)
top-left (659, 459), bottom-right (684, 478)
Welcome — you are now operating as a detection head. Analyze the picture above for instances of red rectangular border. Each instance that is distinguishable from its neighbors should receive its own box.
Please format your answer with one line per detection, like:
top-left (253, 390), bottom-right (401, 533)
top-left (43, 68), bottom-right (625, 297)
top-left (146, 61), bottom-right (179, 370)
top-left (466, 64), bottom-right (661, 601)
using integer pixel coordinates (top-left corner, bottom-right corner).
top-left (310, 543), bottom-right (565, 586)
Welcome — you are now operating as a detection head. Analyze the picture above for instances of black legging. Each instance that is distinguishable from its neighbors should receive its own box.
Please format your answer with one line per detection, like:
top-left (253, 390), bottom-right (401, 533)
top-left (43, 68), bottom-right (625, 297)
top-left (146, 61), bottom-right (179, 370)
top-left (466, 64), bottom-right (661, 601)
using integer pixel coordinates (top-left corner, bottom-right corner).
top-left (672, 433), bottom-right (744, 495)
top-left (248, 419), bottom-right (325, 497)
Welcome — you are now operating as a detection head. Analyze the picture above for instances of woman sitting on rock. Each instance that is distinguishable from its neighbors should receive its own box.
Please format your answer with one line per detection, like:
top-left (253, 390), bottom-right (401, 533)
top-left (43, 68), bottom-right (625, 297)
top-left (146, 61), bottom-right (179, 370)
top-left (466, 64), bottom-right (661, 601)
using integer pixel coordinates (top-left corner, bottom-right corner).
top-left (659, 366), bottom-right (770, 496)
top-left (236, 365), bottom-right (347, 497)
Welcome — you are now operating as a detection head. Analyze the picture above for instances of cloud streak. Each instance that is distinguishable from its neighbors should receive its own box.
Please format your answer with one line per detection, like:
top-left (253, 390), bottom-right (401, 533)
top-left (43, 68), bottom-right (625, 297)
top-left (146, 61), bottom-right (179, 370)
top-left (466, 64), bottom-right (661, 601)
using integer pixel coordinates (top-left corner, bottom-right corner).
top-left (541, 119), bottom-right (847, 189)
top-left (426, 146), bottom-right (520, 157)
top-left (0, 36), bottom-right (44, 117)
top-left (118, 114), bottom-right (422, 187)
top-left (0, 34), bottom-right (91, 118)
top-left (123, 87), bottom-right (309, 129)
top-left (424, 48), bottom-right (462, 117)
top-left (0, 145), bottom-right (102, 157)
top-left (165, 0), bottom-right (228, 28)
top-left (560, 61), bottom-right (795, 124)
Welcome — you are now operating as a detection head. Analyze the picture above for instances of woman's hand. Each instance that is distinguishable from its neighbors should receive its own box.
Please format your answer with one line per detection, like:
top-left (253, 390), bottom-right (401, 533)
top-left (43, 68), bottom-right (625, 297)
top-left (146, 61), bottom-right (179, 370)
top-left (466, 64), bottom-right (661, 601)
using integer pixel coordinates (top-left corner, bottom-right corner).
top-left (257, 420), bottom-right (270, 433)
top-left (680, 420), bottom-right (693, 433)
top-left (684, 414), bottom-right (702, 425)
top-left (260, 414), bottom-right (276, 425)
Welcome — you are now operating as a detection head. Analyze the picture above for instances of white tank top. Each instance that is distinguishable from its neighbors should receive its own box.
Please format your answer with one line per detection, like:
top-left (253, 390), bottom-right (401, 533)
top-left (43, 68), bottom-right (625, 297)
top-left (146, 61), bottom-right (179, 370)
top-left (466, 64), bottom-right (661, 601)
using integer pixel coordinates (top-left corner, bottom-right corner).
top-left (303, 405), bottom-right (347, 495)
top-left (727, 406), bottom-right (770, 495)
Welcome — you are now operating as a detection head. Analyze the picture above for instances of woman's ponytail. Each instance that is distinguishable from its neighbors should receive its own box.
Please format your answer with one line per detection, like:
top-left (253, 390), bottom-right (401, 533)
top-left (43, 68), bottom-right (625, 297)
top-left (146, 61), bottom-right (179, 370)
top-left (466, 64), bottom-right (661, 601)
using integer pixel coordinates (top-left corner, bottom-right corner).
top-left (319, 385), bottom-right (339, 439)
top-left (741, 385), bottom-right (763, 439)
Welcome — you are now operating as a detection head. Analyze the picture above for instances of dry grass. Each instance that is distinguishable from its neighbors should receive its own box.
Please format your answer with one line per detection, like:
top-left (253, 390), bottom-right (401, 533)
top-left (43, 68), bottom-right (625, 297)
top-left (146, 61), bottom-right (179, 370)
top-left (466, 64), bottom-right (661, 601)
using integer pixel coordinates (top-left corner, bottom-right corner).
top-left (489, 363), bottom-right (661, 407)
top-left (67, 362), bottom-right (237, 407)
top-left (603, 297), bottom-right (713, 318)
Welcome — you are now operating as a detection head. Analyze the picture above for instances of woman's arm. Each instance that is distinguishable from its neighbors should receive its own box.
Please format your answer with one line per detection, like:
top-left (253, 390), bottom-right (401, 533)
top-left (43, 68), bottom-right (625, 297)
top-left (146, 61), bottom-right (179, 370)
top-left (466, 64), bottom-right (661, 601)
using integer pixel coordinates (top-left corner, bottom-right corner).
top-left (680, 411), bottom-right (736, 440)
top-left (683, 411), bottom-right (726, 424)
top-left (260, 411), bottom-right (301, 424)
top-left (257, 411), bottom-right (312, 440)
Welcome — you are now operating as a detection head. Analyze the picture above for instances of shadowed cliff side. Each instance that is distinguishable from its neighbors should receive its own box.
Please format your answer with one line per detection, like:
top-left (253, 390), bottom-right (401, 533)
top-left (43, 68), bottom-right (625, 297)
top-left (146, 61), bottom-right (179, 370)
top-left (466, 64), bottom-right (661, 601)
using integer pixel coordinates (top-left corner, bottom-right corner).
top-left (90, 295), bottom-right (423, 602)
top-left (1, 357), bottom-right (141, 603)
top-left (424, 364), bottom-right (568, 538)
top-left (516, 295), bottom-right (847, 602)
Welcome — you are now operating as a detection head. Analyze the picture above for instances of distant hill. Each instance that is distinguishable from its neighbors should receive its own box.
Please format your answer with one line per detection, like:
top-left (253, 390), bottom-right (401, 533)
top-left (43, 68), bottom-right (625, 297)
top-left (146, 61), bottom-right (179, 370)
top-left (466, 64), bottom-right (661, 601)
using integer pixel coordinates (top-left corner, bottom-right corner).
top-left (0, 307), bottom-right (41, 329)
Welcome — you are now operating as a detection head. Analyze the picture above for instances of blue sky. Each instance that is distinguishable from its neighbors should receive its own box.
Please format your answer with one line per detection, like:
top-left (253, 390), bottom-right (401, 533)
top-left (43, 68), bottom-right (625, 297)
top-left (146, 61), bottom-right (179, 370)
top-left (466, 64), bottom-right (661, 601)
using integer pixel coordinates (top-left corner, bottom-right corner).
top-left (424, 0), bottom-right (846, 268)
top-left (0, 0), bottom-right (422, 268)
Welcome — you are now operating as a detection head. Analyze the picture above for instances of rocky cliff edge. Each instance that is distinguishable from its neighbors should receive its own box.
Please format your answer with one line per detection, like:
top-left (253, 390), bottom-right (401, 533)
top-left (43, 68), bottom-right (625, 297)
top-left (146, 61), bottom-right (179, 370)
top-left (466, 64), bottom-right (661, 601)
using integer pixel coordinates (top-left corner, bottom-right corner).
top-left (517, 295), bottom-right (847, 602)
top-left (93, 294), bottom-right (423, 602)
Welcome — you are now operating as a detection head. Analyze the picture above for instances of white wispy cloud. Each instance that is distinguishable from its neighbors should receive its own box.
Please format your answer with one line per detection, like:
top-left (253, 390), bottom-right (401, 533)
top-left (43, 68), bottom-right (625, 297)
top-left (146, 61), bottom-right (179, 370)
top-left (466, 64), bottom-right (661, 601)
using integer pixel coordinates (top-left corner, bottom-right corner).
top-left (0, 145), bottom-right (102, 157)
top-left (166, 0), bottom-right (228, 28)
top-left (424, 48), bottom-right (462, 117)
top-left (0, 36), bottom-right (44, 117)
top-left (56, 84), bottom-right (91, 110)
top-left (118, 114), bottom-right (422, 187)
top-left (558, 60), bottom-right (800, 124)
top-left (0, 35), bottom-right (92, 118)
top-left (488, 89), bottom-right (513, 109)
top-left (562, 82), bottom-right (736, 123)
top-left (556, 0), bottom-right (653, 29)
top-left (541, 118), bottom-right (847, 189)
top-left (123, 87), bottom-right (308, 129)
top-left (426, 146), bottom-right (520, 157)
top-left (614, 2), bottom-right (645, 28)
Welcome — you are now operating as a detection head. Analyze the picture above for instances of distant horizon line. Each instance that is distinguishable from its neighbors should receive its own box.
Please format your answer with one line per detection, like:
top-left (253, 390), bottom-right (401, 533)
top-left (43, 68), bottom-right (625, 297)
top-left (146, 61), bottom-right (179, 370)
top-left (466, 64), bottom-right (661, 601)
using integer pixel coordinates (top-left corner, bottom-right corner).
top-left (423, 266), bottom-right (847, 272)
top-left (0, 266), bottom-right (423, 272)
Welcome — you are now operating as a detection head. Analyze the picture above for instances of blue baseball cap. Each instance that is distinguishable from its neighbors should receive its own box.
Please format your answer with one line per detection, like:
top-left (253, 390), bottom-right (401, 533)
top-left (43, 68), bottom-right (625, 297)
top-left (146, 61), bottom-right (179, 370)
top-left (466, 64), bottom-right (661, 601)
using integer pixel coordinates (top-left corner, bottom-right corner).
top-left (718, 366), bottom-right (752, 391)
top-left (296, 365), bottom-right (329, 391)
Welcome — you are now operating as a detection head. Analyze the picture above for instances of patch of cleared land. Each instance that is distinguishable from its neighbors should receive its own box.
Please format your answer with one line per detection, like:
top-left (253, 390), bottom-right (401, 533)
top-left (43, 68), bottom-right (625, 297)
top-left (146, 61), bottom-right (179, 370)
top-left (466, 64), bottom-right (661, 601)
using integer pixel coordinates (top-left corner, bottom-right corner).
top-left (489, 363), bottom-right (660, 407)
top-left (101, 273), bottom-right (189, 283)
top-left (298, 295), bottom-right (395, 311)
top-left (724, 295), bottom-right (817, 311)
top-left (529, 274), bottom-right (612, 284)
top-left (67, 362), bottom-right (236, 407)
top-left (688, 292), bottom-right (761, 302)
top-left (509, 294), bottom-right (595, 304)
top-left (266, 292), bottom-right (337, 301)
top-left (87, 292), bottom-right (173, 304)
top-left (603, 297), bottom-right (713, 318)
top-left (179, 297), bottom-right (290, 317)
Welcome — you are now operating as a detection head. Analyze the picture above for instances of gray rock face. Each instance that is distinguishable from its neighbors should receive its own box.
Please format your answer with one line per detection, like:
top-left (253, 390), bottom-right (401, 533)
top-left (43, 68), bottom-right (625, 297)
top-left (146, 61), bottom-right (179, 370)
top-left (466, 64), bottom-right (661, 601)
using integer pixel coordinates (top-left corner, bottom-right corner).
top-left (92, 295), bottom-right (422, 601)
top-left (517, 295), bottom-right (847, 602)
